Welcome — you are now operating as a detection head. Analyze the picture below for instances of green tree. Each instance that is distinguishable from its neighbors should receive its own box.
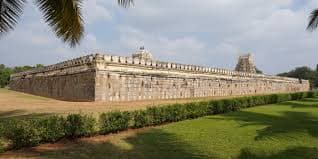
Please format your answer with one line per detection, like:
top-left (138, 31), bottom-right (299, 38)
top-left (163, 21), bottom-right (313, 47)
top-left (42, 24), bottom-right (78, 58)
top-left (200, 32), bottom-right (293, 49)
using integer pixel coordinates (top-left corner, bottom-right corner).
top-left (0, 65), bottom-right (12, 88)
top-left (12, 65), bottom-right (33, 73)
top-left (0, 0), bottom-right (133, 47)
top-left (278, 66), bottom-right (318, 89)
top-left (36, 64), bottom-right (44, 69)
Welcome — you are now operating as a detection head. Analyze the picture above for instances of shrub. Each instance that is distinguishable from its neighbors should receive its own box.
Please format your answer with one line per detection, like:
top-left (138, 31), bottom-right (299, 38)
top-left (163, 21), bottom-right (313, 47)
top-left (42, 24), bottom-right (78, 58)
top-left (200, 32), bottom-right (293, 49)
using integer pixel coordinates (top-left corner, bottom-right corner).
top-left (307, 91), bottom-right (315, 98)
top-left (146, 107), bottom-right (167, 125)
top-left (211, 100), bottom-right (225, 114)
top-left (4, 120), bottom-right (42, 149)
top-left (65, 114), bottom-right (97, 138)
top-left (290, 92), bottom-right (306, 100)
top-left (0, 140), bottom-right (4, 153)
top-left (164, 104), bottom-right (187, 122)
top-left (0, 123), bottom-right (4, 138)
top-left (132, 110), bottom-right (151, 128)
top-left (222, 99), bottom-right (234, 113)
top-left (37, 116), bottom-right (66, 142)
top-left (231, 99), bottom-right (242, 111)
top-left (240, 97), bottom-right (255, 107)
top-left (185, 102), bottom-right (209, 119)
top-left (99, 111), bottom-right (131, 134)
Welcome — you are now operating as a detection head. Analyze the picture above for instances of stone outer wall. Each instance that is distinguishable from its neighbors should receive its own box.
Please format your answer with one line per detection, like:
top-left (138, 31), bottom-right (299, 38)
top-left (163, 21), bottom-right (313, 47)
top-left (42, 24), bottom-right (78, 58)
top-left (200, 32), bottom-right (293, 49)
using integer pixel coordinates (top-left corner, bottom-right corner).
top-left (9, 54), bottom-right (310, 102)
top-left (9, 55), bottom-right (97, 101)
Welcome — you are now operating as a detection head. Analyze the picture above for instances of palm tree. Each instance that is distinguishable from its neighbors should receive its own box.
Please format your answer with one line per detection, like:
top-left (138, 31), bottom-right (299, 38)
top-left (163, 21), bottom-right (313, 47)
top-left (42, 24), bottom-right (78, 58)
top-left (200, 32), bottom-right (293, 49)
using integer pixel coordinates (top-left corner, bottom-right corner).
top-left (0, 0), bottom-right (133, 47)
top-left (307, 9), bottom-right (318, 31)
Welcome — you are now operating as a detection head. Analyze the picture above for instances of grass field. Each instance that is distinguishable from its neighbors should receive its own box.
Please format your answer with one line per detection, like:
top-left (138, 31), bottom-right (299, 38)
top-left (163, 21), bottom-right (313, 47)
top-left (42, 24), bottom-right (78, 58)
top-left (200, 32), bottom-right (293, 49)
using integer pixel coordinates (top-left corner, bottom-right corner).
top-left (1, 97), bottom-right (318, 158)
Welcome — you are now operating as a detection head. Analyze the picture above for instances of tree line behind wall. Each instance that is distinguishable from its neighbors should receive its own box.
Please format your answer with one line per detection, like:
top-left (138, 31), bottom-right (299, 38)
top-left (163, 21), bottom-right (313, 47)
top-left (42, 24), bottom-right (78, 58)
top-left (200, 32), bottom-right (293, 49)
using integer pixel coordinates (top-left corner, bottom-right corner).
top-left (277, 65), bottom-right (318, 89)
top-left (0, 64), bottom-right (44, 88)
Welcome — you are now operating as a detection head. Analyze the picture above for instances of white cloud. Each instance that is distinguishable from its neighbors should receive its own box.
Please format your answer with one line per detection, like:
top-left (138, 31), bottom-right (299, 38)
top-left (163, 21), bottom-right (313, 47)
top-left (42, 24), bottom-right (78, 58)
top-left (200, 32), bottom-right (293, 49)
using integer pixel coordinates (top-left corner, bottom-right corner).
top-left (82, 0), bottom-right (112, 24)
top-left (1, 0), bottom-right (318, 74)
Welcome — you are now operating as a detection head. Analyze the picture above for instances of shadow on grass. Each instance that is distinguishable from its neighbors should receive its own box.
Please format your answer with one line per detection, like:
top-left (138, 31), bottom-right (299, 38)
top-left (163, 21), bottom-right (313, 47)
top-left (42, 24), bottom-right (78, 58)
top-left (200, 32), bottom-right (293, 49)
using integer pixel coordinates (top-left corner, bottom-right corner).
top-left (281, 101), bottom-right (318, 109)
top-left (301, 98), bottom-right (318, 102)
top-left (1, 129), bottom-right (212, 159)
top-left (209, 110), bottom-right (318, 141)
top-left (236, 146), bottom-right (318, 159)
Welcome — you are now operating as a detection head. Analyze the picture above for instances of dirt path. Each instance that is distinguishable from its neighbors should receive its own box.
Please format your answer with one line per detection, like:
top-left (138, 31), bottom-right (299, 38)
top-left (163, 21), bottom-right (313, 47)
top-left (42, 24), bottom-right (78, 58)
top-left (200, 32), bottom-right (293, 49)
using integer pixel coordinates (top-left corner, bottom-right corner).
top-left (0, 89), bottom-right (237, 118)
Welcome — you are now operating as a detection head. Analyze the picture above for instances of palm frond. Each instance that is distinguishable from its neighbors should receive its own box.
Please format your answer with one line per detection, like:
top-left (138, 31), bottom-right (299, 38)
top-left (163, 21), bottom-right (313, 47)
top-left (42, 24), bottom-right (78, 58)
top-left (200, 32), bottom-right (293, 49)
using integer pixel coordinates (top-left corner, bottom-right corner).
top-left (307, 9), bottom-right (318, 31)
top-left (35, 0), bottom-right (84, 47)
top-left (0, 0), bottom-right (26, 35)
top-left (118, 0), bottom-right (133, 8)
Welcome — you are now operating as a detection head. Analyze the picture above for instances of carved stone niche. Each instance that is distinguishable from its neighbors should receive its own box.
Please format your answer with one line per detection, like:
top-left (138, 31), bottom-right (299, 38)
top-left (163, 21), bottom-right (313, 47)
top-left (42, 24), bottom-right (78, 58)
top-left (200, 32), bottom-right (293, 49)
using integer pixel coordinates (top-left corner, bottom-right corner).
top-left (133, 58), bottom-right (140, 65)
top-left (172, 63), bottom-right (176, 69)
top-left (126, 57), bottom-right (133, 64)
top-left (146, 60), bottom-right (152, 66)
top-left (119, 56), bottom-right (126, 64)
top-left (111, 56), bottom-right (119, 63)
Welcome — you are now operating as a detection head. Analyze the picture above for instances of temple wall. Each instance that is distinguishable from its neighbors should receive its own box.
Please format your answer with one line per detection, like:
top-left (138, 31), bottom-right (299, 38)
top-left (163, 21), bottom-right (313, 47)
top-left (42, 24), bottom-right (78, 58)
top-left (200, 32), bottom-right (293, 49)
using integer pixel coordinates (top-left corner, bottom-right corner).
top-left (9, 70), bottom-right (96, 101)
top-left (9, 54), bottom-right (310, 102)
top-left (94, 68), bottom-right (309, 102)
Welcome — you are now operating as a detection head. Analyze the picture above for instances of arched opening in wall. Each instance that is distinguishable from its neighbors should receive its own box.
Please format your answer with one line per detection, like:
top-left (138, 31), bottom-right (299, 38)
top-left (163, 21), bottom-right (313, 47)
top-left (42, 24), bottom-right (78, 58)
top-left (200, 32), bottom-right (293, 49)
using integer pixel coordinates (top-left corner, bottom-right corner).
top-left (172, 83), bottom-right (176, 88)
top-left (141, 81), bottom-right (144, 87)
top-left (209, 83), bottom-right (211, 87)
top-left (228, 84), bottom-right (230, 88)
top-left (235, 84), bottom-right (238, 88)
top-left (107, 74), bottom-right (110, 79)
top-left (156, 81), bottom-right (159, 85)
top-left (219, 83), bottom-right (221, 87)
top-left (180, 92), bottom-right (183, 97)
top-left (108, 83), bottom-right (111, 89)
top-left (255, 90), bottom-right (257, 93)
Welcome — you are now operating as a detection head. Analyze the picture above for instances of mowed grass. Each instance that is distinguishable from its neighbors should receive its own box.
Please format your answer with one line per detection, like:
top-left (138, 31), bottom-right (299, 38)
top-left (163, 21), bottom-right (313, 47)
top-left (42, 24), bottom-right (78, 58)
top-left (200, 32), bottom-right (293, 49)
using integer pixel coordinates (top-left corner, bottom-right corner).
top-left (3, 98), bottom-right (318, 159)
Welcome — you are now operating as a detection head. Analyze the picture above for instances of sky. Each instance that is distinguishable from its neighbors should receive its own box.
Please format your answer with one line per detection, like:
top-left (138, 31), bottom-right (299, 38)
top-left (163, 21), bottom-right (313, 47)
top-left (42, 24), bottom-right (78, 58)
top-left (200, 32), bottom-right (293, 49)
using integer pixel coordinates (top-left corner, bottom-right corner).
top-left (1, 0), bottom-right (318, 75)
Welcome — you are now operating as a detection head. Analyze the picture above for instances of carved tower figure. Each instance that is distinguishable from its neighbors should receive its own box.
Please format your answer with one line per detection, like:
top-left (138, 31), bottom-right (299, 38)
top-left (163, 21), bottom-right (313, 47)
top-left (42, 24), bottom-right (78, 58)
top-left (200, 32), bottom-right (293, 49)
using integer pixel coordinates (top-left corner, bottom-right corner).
top-left (235, 53), bottom-right (256, 73)
top-left (132, 46), bottom-right (153, 60)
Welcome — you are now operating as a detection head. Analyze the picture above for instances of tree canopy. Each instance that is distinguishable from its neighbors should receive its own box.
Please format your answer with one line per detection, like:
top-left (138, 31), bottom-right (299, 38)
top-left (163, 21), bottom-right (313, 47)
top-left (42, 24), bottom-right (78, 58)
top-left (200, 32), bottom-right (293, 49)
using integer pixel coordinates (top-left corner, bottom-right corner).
top-left (0, 64), bottom-right (43, 88)
top-left (277, 66), bottom-right (318, 89)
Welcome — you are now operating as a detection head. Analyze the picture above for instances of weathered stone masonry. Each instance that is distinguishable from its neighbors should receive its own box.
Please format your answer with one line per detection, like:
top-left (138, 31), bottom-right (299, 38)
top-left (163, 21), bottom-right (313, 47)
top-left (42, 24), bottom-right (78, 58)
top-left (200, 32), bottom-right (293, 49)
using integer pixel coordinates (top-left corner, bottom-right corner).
top-left (9, 52), bottom-right (310, 102)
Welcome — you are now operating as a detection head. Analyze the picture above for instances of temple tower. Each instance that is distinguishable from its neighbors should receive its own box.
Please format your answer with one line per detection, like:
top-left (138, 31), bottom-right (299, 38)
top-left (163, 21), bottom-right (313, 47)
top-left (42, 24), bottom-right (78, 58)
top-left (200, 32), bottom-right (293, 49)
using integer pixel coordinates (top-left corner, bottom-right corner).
top-left (132, 46), bottom-right (153, 60)
top-left (235, 53), bottom-right (256, 73)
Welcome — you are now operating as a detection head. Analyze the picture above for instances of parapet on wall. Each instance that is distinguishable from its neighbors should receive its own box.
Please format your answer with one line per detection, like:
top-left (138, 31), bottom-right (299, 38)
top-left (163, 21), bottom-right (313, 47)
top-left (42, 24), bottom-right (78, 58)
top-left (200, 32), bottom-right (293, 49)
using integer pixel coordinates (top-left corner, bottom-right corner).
top-left (9, 54), bottom-right (310, 102)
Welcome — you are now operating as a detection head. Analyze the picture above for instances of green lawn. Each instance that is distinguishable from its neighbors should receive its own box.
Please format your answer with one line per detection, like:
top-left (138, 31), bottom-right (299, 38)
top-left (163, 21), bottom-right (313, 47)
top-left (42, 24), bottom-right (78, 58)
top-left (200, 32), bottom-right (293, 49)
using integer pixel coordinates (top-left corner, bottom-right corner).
top-left (28, 98), bottom-right (318, 159)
